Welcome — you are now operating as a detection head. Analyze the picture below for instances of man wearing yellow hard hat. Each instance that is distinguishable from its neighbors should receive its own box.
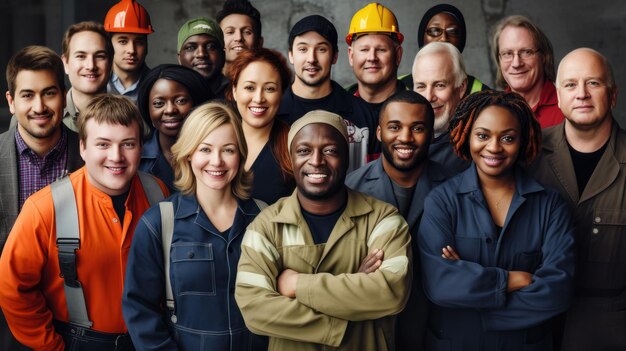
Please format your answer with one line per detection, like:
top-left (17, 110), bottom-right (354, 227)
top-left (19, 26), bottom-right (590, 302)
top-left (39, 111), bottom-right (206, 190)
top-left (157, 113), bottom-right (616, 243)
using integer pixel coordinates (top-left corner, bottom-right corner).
top-left (346, 3), bottom-right (407, 115)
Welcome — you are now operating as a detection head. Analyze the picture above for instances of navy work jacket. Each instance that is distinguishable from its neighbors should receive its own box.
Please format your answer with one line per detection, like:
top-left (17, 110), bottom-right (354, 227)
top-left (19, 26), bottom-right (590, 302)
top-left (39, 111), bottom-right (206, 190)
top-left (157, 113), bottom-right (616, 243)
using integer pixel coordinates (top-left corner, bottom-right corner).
top-left (418, 164), bottom-right (575, 351)
top-left (123, 193), bottom-right (266, 351)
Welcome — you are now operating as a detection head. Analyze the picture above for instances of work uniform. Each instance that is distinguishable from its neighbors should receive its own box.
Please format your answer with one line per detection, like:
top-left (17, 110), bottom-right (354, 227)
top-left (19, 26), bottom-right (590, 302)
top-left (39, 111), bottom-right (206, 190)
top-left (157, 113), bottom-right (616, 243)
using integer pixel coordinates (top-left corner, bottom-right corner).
top-left (139, 131), bottom-right (176, 193)
top-left (418, 164), bottom-right (575, 351)
top-left (235, 189), bottom-right (412, 350)
top-left (530, 121), bottom-right (626, 350)
top-left (0, 167), bottom-right (168, 350)
top-left (123, 193), bottom-right (266, 351)
top-left (346, 159), bottom-right (452, 351)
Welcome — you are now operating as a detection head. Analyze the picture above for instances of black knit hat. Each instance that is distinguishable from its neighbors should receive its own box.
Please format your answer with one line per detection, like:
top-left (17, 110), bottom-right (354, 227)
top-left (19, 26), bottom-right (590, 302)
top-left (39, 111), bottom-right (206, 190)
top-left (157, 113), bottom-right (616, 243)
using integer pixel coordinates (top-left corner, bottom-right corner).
top-left (417, 4), bottom-right (466, 52)
top-left (288, 15), bottom-right (338, 53)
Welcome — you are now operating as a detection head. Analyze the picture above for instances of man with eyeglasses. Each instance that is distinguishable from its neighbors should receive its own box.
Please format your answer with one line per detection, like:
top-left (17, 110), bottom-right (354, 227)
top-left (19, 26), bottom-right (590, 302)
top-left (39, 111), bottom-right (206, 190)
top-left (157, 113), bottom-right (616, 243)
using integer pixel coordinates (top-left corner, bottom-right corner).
top-left (492, 15), bottom-right (564, 128)
top-left (400, 4), bottom-right (489, 97)
top-left (177, 17), bottom-right (228, 98)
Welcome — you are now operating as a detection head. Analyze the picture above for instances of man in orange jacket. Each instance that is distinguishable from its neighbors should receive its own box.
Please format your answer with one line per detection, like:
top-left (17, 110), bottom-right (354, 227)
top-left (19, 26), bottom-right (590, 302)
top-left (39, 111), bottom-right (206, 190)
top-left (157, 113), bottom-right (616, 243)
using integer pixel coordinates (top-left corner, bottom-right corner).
top-left (0, 94), bottom-right (168, 351)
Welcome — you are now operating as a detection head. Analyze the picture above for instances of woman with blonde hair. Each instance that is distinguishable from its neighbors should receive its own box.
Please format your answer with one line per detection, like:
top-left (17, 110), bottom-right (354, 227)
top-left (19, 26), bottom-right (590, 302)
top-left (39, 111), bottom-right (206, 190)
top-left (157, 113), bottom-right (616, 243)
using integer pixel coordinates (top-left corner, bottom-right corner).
top-left (122, 101), bottom-right (266, 350)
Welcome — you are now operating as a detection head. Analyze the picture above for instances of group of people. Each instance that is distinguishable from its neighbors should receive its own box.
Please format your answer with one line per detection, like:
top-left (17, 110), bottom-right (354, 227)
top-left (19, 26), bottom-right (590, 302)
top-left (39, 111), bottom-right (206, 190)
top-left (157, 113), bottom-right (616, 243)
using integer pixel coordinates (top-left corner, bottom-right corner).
top-left (0, 0), bottom-right (623, 351)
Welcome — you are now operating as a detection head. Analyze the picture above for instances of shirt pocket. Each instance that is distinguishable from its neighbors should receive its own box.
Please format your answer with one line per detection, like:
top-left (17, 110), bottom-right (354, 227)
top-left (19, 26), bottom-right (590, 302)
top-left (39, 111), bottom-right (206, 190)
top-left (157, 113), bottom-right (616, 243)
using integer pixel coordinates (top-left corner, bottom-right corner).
top-left (280, 245), bottom-right (324, 274)
top-left (588, 209), bottom-right (626, 263)
top-left (171, 243), bottom-right (216, 296)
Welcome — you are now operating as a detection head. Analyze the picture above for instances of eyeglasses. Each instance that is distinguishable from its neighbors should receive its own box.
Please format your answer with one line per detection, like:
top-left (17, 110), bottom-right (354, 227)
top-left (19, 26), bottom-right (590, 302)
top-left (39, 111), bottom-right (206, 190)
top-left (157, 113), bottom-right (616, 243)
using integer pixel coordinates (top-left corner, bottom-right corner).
top-left (498, 48), bottom-right (541, 62)
top-left (425, 27), bottom-right (460, 38)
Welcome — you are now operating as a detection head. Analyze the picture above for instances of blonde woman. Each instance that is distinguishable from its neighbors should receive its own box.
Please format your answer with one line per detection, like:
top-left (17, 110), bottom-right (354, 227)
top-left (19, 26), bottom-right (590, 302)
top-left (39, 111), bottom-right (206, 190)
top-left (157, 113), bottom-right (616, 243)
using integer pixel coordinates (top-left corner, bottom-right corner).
top-left (122, 102), bottom-right (266, 350)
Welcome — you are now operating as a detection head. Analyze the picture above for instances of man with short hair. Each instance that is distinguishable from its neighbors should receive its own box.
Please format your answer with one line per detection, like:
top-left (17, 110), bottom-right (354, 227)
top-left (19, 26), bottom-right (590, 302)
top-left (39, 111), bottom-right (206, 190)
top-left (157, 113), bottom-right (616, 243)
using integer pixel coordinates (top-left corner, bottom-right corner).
top-left (346, 3), bottom-right (407, 112)
top-left (346, 90), bottom-right (452, 350)
top-left (0, 95), bottom-right (168, 350)
top-left (104, 0), bottom-right (154, 103)
top-left (278, 14), bottom-right (378, 169)
top-left (177, 17), bottom-right (228, 98)
top-left (0, 45), bottom-right (84, 351)
top-left (217, 0), bottom-right (264, 75)
top-left (61, 21), bottom-right (113, 132)
top-left (236, 110), bottom-right (412, 350)
top-left (530, 48), bottom-right (626, 351)
top-left (412, 42), bottom-right (470, 173)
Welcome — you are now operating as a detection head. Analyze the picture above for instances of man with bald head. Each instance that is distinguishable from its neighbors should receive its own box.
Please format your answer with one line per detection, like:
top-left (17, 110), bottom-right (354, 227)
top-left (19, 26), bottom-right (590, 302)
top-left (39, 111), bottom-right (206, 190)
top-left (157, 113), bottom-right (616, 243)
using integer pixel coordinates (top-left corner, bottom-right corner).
top-left (531, 48), bottom-right (626, 350)
top-left (412, 42), bottom-right (470, 173)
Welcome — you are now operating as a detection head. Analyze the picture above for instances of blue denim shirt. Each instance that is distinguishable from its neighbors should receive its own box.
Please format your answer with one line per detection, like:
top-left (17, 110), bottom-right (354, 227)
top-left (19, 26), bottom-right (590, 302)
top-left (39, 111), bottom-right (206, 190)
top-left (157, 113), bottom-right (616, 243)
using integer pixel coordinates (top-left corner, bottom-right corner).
top-left (418, 164), bottom-right (575, 350)
top-left (139, 132), bottom-right (176, 193)
top-left (123, 193), bottom-right (266, 351)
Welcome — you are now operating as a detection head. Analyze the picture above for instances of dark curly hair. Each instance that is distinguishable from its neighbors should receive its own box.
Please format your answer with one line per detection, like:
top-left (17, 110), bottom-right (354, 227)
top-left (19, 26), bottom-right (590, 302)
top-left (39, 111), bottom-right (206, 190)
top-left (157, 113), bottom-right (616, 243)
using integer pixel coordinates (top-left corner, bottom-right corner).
top-left (449, 90), bottom-right (542, 165)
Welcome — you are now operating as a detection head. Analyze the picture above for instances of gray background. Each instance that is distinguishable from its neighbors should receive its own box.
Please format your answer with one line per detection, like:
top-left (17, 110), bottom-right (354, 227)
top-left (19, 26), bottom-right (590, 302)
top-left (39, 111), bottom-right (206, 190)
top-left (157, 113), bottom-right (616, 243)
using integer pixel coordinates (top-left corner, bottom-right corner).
top-left (2, 0), bottom-right (624, 128)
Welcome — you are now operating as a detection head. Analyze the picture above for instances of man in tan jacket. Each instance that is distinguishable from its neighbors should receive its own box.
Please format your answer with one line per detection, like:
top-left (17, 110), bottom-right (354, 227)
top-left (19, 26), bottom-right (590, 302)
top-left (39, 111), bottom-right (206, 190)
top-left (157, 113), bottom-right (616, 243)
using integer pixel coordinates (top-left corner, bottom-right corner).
top-left (235, 110), bottom-right (412, 350)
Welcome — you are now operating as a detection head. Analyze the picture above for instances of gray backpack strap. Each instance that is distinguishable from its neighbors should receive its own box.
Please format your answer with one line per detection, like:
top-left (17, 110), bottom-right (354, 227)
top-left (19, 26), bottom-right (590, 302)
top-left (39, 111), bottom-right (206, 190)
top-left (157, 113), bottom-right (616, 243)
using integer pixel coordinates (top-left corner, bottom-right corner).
top-left (253, 198), bottom-right (268, 211)
top-left (159, 202), bottom-right (175, 314)
top-left (51, 176), bottom-right (93, 328)
top-left (138, 171), bottom-right (165, 206)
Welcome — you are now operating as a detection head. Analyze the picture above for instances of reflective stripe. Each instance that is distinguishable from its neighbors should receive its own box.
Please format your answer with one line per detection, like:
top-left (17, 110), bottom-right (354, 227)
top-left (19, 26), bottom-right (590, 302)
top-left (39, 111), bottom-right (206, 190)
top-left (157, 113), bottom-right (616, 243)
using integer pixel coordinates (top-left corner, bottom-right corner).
top-left (380, 256), bottom-right (409, 275)
top-left (368, 214), bottom-right (406, 247)
top-left (236, 271), bottom-right (274, 291)
top-left (242, 230), bottom-right (280, 262)
top-left (470, 79), bottom-right (484, 94)
top-left (282, 224), bottom-right (306, 246)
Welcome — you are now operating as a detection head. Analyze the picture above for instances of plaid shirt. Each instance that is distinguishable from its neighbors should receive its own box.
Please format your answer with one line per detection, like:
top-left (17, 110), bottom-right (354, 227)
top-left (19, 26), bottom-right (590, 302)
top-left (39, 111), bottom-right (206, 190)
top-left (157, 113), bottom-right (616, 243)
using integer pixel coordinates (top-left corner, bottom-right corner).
top-left (16, 128), bottom-right (69, 209)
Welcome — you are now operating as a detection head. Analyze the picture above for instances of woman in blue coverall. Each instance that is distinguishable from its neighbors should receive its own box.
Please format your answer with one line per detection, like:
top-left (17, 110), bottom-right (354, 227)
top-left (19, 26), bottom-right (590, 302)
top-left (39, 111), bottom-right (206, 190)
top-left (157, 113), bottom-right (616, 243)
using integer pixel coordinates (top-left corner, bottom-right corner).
top-left (418, 90), bottom-right (575, 350)
top-left (122, 101), bottom-right (266, 350)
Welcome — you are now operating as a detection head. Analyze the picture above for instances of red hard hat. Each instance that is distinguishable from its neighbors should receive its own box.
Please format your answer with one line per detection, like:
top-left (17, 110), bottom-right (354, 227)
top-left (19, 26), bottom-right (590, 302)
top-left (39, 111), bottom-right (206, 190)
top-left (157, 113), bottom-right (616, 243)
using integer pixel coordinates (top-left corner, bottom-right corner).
top-left (104, 0), bottom-right (154, 34)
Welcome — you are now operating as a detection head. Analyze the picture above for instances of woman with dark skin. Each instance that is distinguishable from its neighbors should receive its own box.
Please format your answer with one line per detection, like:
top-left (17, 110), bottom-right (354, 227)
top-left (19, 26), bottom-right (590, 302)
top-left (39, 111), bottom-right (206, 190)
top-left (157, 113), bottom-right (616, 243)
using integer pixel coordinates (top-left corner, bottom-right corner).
top-left (137, 64), bottom-right (211, 191)
top-left (226, 48), bottom-right (294, 204)
top-left (418, 91), bottom-right (575, 350)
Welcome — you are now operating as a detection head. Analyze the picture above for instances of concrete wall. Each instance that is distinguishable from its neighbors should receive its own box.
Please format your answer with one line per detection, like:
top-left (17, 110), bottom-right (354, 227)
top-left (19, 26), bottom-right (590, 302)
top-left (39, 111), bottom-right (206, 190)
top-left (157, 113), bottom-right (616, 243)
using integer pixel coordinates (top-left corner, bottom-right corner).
top-left (2, 0), bottom-right (625, 127)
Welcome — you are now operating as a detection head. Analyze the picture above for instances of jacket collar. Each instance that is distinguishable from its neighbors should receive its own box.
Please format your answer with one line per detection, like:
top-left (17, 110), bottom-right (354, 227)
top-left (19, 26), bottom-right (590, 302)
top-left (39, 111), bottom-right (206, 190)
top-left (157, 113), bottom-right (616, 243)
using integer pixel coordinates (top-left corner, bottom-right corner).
top-left (457, 162), bottom-right (544, 197)
top-left (272, 187), bottom-right (372, 226)
top-left (141, 131), bottom-right (161, 159)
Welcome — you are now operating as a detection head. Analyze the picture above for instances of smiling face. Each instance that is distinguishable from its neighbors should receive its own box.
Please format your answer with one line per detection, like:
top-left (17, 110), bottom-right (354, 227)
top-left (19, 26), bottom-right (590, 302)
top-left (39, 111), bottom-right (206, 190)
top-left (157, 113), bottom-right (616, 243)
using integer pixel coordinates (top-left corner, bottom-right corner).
top-left (190, 123), bottom-right (240, 195)
top-left (80, 119), bottom-right (141, 196)
top-left (7, 69), bottom-right (65, 143)
top-left (498, 26), bottom-right (544, 94)
top-left (148, 78), bottom-right (194, 139)
top-left (348, 34), bottom-right (402, 88)
top-left (469, 105), bottom-right (521, 181)
top-left (556, 49), bottom-right (616, 131)
top-left (220, 14), bottom-right (261, 63)
top-left (232, 60), bottom-right (282, 130)
top-left (178, 34), bottom-right (224, 79)
top-left (290, 123), bottom-right (348, 201)
top-left (62, 30), bottom-right (111, 95)
top-left (111, 33), bottom-right (147, 75)
top-left (289, 31), bottom-right (337, 88)
top-left (378, 101), bottom-right (432, 174)
top-left (412, 52), bottom-right (465, 135)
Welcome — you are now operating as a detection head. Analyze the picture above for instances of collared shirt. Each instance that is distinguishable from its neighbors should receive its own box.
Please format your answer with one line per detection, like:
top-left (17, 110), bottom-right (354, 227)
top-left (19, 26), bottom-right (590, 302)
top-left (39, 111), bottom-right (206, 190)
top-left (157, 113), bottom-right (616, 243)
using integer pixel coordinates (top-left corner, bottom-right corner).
top-left (107, 65), bottom-right (151, 103)
top-left (62, 89), bottom-right (80, 132)
top-left (506, 80), bottom-right (564, 129)
top-left (16, 127), bottom-right (68, 210)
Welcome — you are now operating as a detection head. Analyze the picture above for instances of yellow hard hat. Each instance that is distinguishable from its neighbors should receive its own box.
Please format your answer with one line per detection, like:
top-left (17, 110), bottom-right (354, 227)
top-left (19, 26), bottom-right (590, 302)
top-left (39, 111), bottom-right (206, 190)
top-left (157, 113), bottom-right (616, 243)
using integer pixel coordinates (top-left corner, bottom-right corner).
top-left (346, 3), bottom-right (403, 45)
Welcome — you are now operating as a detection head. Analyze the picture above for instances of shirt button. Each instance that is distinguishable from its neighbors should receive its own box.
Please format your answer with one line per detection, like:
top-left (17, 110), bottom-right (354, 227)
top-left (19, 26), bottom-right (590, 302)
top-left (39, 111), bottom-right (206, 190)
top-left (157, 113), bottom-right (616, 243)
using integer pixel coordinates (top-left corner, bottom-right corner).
top-left (187, 251), bottom-right (195, 258)
top-left (595, 217), bottom-right (601, 223)
top-left (171, 315), bottom-right (177, 323)
top-left (592, 228), bottom-right (599, 234)
top-left (112, 218), bottom-right (118, 223)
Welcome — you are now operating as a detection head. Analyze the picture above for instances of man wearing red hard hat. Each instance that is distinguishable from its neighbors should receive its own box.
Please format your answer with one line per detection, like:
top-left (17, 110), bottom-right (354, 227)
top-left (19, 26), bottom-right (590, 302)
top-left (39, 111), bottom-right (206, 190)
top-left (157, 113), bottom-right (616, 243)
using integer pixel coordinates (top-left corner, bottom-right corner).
top-left (104, 0), bottom-right (154, 103)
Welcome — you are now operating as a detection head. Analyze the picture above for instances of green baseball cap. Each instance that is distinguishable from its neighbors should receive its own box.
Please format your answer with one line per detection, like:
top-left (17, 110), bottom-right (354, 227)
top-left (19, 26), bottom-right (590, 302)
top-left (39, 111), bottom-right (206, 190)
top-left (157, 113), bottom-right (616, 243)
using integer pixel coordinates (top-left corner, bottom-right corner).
top-left (177, 17), bottom-right (224, 53)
